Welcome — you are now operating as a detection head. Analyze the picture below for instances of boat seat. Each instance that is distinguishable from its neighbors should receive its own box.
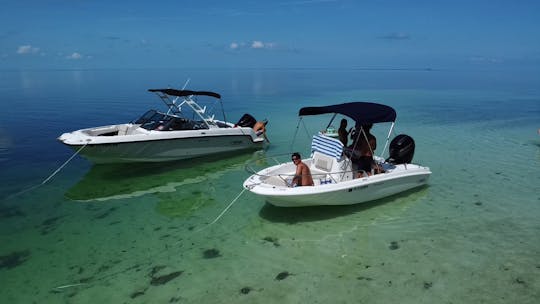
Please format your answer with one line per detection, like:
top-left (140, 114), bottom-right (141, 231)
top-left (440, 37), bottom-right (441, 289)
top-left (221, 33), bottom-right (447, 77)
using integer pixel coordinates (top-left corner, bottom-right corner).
top-left (264, 175), bottom-right (289, 187)
top-left (312, 151), bottom-right (334, 172)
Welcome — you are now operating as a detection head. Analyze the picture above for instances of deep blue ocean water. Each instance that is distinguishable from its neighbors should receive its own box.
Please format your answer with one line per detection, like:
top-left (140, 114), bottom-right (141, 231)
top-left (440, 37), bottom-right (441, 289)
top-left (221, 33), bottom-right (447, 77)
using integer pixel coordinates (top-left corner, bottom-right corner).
top-left (0, 68), bottom-right (539, 303)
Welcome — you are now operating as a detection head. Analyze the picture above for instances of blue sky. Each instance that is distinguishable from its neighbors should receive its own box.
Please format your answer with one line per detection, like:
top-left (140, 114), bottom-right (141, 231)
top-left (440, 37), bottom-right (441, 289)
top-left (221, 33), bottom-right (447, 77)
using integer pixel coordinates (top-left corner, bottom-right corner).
top-left (1, 0), bottom-right (539, 70)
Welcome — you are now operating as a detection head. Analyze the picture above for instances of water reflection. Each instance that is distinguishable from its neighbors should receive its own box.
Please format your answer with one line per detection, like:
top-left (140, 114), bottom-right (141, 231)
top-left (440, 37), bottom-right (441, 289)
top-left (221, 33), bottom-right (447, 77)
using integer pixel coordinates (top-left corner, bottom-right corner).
top-left (65, 151), bottom-right (265, 202)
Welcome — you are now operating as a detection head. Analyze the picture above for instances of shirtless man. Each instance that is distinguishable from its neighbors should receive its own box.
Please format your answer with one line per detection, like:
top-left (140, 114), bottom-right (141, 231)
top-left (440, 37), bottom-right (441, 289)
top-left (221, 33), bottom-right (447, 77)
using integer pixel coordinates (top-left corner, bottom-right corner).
top-left (352, 124), bottom-right (382, 177)
top-left (291, 152), bottom-right (314, 187)
top-left (253, 120), bottom-right (270, 143)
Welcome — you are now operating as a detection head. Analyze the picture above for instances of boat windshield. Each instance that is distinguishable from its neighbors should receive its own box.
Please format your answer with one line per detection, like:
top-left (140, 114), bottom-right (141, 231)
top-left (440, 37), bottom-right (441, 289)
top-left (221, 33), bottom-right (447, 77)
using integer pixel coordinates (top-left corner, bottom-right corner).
top-left (134, 110), bottom-right (209, 131)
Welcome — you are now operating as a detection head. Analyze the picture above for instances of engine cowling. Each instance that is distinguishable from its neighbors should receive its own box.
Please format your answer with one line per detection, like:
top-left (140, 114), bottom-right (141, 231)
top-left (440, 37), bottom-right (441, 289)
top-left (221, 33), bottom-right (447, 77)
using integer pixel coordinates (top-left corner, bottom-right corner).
top-left (236, 113), bottom-right (257, 128)
top-left (387, 134), bottom-right (415, 164)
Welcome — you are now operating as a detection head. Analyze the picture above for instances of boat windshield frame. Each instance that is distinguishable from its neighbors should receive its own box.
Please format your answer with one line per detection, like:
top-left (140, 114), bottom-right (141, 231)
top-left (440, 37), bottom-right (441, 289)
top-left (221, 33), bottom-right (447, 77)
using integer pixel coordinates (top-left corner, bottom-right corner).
top-left (147, 88), bottom-right (228, 129)
top-left (133, 110), bottom-right (209, 131)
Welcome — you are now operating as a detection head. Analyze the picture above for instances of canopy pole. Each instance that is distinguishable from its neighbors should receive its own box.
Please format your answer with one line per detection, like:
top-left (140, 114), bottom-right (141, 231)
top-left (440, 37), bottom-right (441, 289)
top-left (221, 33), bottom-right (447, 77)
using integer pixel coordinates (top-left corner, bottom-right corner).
top-left (325, 113), bottom-right (337, 129)
top-left (219, 97), bottom-right (227, 126)
top-left (181, 78), bottom-right (190, 89)
top-left (290, 117), bottom-right (303, 152)
top-left (380, 122), bottom-right (395, 159)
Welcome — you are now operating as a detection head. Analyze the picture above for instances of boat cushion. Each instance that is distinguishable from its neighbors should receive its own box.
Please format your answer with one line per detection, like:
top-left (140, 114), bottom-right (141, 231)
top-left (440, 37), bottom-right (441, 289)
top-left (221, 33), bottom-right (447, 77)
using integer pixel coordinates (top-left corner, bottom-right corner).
top-left (311, 134), bottom-right (343, 160)
top-left (313, 151), bottom-right (334, 172)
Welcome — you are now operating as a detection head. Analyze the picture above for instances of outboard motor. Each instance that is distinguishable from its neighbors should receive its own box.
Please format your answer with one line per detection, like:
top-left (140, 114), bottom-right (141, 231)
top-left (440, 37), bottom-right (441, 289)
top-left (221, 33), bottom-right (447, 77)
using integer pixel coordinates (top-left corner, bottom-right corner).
top-left (236, 113), bottom-right (257, 128)
top-left (387, 134), bottom-right (415, 164)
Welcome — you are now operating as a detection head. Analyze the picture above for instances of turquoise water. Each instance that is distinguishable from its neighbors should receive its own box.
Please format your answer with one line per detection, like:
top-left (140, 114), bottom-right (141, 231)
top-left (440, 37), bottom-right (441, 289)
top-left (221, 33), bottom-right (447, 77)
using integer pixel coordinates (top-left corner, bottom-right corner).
top-left (1, 69), bottom-right (539, 303)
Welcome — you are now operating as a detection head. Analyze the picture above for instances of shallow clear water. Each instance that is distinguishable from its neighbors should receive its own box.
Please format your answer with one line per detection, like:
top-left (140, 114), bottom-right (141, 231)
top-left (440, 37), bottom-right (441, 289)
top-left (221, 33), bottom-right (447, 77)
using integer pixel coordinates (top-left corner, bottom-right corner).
top-left (1, 68), bottom-right (539, 303)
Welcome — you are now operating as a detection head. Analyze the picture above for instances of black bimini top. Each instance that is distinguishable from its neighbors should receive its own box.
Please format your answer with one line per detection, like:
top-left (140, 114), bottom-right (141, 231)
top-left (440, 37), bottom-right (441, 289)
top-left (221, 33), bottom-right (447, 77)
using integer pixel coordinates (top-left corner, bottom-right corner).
top-left (148, 89), bottom-right (221, 99)
top-left (299, 102), bottom-right (396, 125)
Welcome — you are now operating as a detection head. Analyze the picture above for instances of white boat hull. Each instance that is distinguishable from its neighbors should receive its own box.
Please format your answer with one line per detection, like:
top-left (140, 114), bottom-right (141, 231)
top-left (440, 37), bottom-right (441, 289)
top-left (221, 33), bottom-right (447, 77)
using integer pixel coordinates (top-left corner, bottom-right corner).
top-left (243, 101), bottom-right (433, 207)
top-left (59, 124), bottom-right (264, 163)
top-left (243, 161), bottom-right (431, 207)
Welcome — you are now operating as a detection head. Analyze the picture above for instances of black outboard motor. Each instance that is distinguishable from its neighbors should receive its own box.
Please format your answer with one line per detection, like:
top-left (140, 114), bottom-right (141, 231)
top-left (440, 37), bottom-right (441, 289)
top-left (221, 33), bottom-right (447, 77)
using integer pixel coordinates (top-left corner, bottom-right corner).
top-left (387, 134), bottom-right (415, 164)
top-left (236, 113), bottom-right (257, 128)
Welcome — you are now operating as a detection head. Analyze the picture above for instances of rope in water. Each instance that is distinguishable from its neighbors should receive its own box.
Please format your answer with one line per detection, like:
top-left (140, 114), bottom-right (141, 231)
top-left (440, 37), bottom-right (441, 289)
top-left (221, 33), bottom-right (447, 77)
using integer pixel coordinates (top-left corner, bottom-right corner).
top-left (193, 188), bottom-right (247, 234)
top-left (42, 142), bottom-right (88, 184)
top-left (5, 142), bottom-right (88, 200)
top-left (208, 188), bottom-right (246, 226)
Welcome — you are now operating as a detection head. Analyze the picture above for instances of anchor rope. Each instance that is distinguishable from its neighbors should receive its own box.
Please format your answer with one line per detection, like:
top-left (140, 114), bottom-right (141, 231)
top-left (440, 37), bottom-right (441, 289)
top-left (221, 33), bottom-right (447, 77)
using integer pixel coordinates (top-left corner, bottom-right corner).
top-left (208, 188), bottom-right (246, 226)
top-left (5, 142), bottom-right (88, 200)
top-left (42, 142), bottom-right (88, 184)
top-left (193, 188), bottom-right (247, 234)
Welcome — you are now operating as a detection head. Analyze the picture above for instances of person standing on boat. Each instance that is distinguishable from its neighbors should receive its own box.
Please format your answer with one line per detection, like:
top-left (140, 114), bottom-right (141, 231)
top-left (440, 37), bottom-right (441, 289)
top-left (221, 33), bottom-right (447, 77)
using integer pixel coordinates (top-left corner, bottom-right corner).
top-left (338, 118), bottom-right (349, 146)
top-left (351, 124), bottom-right (382, 176)
top-left (291, 152), bottom-right (314, 187)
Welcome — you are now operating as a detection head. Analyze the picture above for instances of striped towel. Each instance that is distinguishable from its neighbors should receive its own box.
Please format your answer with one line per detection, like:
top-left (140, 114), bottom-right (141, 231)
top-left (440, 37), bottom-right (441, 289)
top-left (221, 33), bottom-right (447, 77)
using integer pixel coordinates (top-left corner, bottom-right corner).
top-left (311, 134), bottom-right (344, 160)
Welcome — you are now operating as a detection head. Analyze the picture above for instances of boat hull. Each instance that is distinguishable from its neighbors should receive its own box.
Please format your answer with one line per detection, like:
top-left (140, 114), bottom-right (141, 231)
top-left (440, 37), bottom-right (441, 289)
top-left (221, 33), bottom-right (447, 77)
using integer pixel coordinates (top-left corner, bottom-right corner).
top-left (59, 125), bottom-right (264, 163)
top-left (244, 164), bottom-right (431, 207)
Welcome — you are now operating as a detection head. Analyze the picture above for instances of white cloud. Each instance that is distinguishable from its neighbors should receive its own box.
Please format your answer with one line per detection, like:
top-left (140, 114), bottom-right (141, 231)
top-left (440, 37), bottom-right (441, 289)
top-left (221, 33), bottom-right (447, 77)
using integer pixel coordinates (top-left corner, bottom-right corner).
top-left (469, 56), bottom-right (501, 64)
top-left (227, 40), bottom-right (277, 51)
top-left (66, 52), bottom-right (82, 60)
top-left (251, 41), bottom-right (275, 49)
top-left (17, 45), bottom-right (40, 54)
top-left (379, 32), bottom-right (410, 40)
top-left (251, 41), bottom-right (264, 49)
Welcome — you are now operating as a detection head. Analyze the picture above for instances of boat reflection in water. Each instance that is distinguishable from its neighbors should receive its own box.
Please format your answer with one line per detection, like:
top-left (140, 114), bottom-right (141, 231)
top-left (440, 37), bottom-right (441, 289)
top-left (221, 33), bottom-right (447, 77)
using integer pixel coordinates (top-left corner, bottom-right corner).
top-left (65, 151), bottom-right (263, 217)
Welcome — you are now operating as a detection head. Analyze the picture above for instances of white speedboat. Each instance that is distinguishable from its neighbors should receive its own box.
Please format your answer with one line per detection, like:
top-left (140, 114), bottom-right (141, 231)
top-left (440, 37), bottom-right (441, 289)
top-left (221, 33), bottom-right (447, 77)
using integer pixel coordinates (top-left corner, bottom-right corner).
top-left (58, 89), bottom-right (267, 163)
top-left (243, 102), bottom-right (431, 207)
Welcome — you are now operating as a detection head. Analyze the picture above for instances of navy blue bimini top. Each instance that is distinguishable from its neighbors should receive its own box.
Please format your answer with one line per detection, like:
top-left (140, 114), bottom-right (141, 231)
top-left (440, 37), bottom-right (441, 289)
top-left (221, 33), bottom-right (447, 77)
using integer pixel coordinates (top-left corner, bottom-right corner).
top-left (299, 102), bottom-right (396, 125)
top-left (148, 89), bottom-right (221, 99)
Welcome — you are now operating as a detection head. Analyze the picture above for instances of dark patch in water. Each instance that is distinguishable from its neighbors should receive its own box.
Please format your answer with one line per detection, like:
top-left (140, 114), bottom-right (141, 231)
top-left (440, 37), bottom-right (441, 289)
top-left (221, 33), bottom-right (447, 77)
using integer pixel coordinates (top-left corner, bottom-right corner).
top-left (203, 248), bottom-right (221, 259)
top-left (424, 281), bottom-right (433, 289)
top-left (79, 277), bottom-right (93, 283)
top-left (275, 271), bottom-right (291, 280)
top-left (94, 207), bottom-right (117, 219)
top-left (262, 236), bottom-right (280, 247)
top-left (40, 216), bottom-right (63, 234)
top-left (130, 287), bottom-right (147, 299)
top-left (0, 250), bottom-right (30, 269)
top-left (97, 264), bottom-right (111, 273)
top-left (150, 271), bottom-right (183, 286)
top-left (389, 241), bottom-right (399, 250)
top-left (474, 201), bottom-right (483, 206)
top-left (357, 276), bottom-right (373, 281)
top-left (514, 278), bottom-right (526, 285)
top-left (0, 205), bottom-right (25, 218)
top-left (240, 287), bottom-right (252, 294)
top-left (150, 265), bottom-right (166, 277)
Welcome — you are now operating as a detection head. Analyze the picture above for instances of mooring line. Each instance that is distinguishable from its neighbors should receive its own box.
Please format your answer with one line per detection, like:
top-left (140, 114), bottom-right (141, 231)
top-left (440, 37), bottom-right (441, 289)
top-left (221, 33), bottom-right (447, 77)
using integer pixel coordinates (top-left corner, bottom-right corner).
top-left (194, 188), bottom-right (247, 233)
top-left (5, 142), bottom-right (88, 200)
top-left (209, 188), bottom-right (246, 225)
top-left (42, 142), bottom-right (88, 184)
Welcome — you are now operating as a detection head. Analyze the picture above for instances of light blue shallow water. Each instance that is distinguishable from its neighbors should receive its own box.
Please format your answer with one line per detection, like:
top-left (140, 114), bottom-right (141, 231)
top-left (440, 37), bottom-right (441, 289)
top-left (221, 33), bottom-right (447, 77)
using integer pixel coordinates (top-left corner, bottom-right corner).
top-left (0, 68), bottom-right (539, 303)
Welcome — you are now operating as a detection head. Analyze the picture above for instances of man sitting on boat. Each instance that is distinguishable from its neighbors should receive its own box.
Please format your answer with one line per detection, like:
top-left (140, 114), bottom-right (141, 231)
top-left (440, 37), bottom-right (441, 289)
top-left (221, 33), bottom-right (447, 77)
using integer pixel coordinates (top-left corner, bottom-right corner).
top-left (291, 152), bottom-right (314, 187)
